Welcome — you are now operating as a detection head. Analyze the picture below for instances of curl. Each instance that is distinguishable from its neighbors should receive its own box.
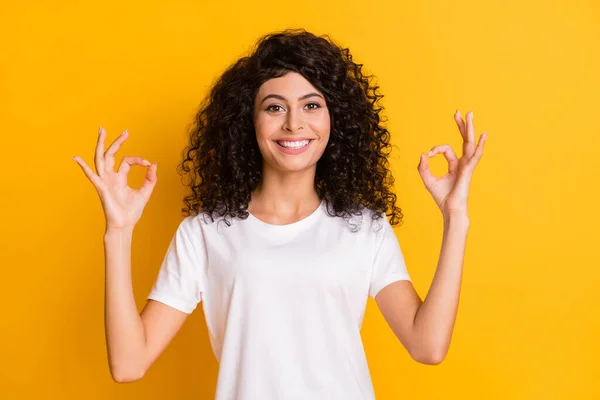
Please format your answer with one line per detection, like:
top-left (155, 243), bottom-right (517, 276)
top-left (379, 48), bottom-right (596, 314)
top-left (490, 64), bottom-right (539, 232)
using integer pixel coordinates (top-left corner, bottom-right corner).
top-left (177, 28), bottom-right (404, 228)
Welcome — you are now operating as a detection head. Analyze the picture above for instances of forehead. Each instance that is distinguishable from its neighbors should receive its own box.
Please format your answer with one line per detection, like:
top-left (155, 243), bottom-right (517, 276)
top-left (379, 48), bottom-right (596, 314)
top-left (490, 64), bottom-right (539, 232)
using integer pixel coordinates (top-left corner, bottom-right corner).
top-left (256, 72), bottom-right (322, 97)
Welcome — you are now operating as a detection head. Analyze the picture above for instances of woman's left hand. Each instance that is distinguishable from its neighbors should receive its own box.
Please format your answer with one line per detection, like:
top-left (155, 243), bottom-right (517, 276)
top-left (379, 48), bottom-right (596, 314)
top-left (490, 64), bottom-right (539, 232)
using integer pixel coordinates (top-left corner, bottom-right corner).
top-left (417, 110), bottom-right (488, 219)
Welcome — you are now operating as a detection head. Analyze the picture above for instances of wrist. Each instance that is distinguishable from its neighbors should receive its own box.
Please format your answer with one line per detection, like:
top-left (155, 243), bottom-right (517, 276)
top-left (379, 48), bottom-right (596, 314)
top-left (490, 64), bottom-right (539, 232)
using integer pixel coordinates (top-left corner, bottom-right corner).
top-left (442, 211), bottom-right (470, 225)
top-left (104, 225), bottom-right (135, 237)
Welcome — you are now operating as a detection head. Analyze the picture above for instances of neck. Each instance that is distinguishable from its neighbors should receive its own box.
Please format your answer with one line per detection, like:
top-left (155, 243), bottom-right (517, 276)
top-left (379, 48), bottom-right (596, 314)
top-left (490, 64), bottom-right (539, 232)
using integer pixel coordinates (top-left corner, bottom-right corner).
top-left (249, 165), bottom-right (320, 215)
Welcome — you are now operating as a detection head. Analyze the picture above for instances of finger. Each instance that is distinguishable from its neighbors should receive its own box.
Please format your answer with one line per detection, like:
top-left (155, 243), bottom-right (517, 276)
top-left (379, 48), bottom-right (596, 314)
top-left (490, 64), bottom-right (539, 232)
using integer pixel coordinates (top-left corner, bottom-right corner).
top-left (140, 162), bottom-right (158, 197)
top-left (117, 156), bottom-right (152, 176)
top-left (455, 110), bottom-right (475, 159)
top-left (454, 110), bottom-right (467, 140)
top-left (427, 144), bottom-right (459, 174)
top-left (73, 155), bottom-right (104, 189)
top-left (417, 152), bottom-right (435, 184)
top-left (95, 126), bottom-right (106, 177)
top-left (104, 129), bottom-right (129, 172)
top-left (468, 133), bottom-right (488, 167)
top-left (465, 111), bottom-right (476, 156)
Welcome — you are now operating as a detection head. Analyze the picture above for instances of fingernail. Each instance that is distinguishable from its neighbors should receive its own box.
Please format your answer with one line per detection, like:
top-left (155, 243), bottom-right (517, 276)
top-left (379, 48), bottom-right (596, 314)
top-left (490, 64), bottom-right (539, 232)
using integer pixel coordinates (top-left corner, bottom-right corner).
top-left (143, 159), bottom-right (151, 166)
top-left (122, 129), bottom-right (128, 136)
top-left (428, 151), bottom-right (433, 157)
top-left (98, 126), bottom-right (103, 135)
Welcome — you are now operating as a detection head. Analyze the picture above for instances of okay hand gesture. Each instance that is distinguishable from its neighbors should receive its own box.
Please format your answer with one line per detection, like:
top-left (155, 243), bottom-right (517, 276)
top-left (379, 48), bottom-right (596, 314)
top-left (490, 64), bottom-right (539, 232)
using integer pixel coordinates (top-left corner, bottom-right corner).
top-left (417, 110), bottom-right (488, 218)
top-left (73, 127), bottom-right (158, 231)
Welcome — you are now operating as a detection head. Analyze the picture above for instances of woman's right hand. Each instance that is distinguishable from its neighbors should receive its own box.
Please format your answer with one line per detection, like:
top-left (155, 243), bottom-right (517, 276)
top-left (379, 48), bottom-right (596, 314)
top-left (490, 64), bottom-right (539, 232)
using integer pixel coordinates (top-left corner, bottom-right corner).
top-left (73, 126), bottom-right (158, 231)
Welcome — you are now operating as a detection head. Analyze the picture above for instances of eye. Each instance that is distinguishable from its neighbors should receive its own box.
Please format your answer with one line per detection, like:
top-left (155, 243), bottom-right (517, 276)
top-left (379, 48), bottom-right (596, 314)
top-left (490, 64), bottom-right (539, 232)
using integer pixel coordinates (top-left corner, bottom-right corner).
top-left (266, 104), bottom-right (284, 112)
top-left (305, 102), bottom-right (321, 110)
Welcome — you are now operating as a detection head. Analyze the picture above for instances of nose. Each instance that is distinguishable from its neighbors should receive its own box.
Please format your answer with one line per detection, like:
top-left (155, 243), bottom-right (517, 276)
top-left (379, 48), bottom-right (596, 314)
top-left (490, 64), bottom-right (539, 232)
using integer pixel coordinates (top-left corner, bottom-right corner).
top-left (283, 108), bottom-right (304, 132)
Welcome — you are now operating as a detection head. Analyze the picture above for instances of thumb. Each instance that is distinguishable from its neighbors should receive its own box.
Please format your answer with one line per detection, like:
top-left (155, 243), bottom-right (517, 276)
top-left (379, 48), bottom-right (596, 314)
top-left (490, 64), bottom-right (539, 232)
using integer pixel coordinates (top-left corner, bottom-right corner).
top-left (140, 161), bottom-right (158, 197)
top-left (418, 152), bottom-right (435, 185)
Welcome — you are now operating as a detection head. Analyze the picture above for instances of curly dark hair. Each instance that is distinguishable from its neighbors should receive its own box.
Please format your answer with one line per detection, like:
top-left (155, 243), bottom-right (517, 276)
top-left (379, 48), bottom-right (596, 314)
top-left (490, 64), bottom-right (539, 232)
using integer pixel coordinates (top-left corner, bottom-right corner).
top-left (177, 28), bottom-right (404, 228)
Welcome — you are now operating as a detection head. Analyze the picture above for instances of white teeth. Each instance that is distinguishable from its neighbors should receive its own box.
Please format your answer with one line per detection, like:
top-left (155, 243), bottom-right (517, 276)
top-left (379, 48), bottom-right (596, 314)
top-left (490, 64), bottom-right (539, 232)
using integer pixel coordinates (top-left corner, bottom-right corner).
top-left (278, 140), bottom-right (310, 149)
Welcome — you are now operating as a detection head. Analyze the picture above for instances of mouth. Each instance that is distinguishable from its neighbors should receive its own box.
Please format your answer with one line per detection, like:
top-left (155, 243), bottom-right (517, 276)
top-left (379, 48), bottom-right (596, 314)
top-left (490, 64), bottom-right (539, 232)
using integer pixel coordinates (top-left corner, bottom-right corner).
top-left (274, 139), bottom-right (314, 154)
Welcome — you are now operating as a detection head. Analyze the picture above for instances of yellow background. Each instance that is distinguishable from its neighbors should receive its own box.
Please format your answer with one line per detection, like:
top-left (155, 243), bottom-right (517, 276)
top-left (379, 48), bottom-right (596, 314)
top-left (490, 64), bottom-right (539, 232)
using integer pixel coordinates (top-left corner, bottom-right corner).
top-left (1, 0), bottom-right (598, 398)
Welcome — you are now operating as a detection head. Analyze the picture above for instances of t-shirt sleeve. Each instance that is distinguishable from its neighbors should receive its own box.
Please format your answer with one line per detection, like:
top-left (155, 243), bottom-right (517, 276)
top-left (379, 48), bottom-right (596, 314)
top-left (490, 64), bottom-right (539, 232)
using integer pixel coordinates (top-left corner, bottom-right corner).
top-left (368, 216), bottom-right (412, 299)
top-left (146, 217), bottom-right (204, 314)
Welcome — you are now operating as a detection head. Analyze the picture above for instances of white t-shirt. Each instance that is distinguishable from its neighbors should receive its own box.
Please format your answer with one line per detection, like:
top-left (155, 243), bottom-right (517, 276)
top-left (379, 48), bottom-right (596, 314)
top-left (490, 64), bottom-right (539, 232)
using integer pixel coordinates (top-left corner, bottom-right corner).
top-left (147, 199), bottom-right (411, 399)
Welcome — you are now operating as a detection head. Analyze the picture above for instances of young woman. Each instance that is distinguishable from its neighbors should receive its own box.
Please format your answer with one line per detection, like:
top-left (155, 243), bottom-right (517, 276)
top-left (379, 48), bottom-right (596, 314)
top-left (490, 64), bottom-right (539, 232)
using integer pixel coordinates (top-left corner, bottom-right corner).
top-left (73, 29), bottom-right (488, 399)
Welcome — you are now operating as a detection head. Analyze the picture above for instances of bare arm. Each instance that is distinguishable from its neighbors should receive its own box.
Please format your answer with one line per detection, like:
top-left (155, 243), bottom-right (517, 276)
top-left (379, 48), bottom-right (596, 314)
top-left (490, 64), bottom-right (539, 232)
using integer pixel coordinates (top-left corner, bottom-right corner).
top-left (103, 227), bottom-right (145, 382)
top-left (104, 227), bottom-right (189, 383)
top-left (376, 109), bottom-right (486, 365)
top-left (375, 215), bottom-right (469, 365)
top-left (73, 126), bottom-right (190, 383)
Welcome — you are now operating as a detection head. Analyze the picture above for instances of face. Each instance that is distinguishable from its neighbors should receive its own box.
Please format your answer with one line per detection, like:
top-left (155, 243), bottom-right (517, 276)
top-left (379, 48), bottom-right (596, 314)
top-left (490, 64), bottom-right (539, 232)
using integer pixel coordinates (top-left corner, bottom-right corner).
top-left (253, 71), bottom-right (330, 173)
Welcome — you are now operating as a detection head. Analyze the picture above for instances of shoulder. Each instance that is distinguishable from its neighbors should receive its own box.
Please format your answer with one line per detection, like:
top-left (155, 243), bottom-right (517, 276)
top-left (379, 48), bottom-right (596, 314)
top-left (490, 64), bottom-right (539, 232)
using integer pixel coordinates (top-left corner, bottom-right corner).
top-left (173, 211), bottom-right (215, 238)
top-left (322, 202), bottom-right (389, 236)
top-left (182, 209), bottom-right (242, 239)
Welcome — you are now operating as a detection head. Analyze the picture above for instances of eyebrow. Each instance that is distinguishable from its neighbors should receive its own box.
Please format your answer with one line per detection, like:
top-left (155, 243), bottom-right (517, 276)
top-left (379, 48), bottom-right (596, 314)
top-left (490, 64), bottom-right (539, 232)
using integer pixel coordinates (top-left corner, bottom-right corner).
top-left (260, 92), bottom-right (324, 104)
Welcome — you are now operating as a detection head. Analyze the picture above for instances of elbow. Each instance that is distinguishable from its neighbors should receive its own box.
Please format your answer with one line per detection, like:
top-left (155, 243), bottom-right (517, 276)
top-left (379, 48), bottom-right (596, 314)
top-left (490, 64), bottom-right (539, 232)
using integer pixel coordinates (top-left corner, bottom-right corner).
top-left (409, 345), bottom-right (448, 365)
top-left (414, 351), bottom-right (446, 365)
top-left (110, 363), bottom-right (146, 383)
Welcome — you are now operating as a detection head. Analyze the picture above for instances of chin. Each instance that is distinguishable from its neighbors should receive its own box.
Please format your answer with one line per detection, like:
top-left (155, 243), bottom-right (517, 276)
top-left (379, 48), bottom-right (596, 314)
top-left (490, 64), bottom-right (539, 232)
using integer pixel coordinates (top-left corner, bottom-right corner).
top-left (269, 157), bottom-right (318, 173)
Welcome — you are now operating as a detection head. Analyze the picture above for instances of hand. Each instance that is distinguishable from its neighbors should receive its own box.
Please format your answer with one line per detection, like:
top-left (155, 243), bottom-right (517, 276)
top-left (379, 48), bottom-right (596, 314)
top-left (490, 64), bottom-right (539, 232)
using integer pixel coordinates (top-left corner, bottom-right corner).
top-left (417, 110), bottom-right (488, 218)
top-left (73, 127), bottom-right (158, 231)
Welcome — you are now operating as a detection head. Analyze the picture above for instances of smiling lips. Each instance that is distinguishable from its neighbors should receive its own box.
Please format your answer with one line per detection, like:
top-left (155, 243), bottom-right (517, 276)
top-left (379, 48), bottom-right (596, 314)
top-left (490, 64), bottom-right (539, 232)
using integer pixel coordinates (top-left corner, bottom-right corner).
top-left (275, 138), bottom-right (314, 154)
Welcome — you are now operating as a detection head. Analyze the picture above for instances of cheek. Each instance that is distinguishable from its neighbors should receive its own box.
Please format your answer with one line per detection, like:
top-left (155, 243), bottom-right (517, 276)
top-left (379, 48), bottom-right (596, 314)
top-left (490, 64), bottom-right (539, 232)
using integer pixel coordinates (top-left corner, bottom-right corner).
top-left (254, 117), bottom-right (272, 141)
top-left (313, 113), bottom-right (331, 138)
